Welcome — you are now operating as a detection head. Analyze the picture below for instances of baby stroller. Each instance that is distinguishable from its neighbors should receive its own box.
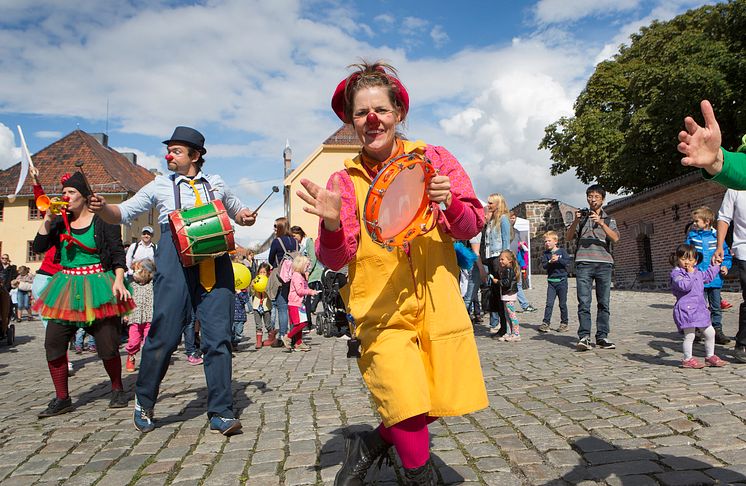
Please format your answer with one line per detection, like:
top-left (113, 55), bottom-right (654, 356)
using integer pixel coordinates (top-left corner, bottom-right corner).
top-left (316, 268), bottom-right (348, 338)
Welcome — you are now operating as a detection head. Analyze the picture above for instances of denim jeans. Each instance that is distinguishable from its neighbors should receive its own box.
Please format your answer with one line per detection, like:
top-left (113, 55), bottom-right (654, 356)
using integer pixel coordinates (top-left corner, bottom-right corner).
top-left (516, 281), bottom-right (529, 309)
top-left (735, 259), bottom-right (746, 347)
top-left (543, 279), bottom-right (568, 324)
top-left (183, 312), bottom-right (198, 357)
top-left (75, 327), bottom-right (96, 349)
top-left (464, 263), bottom-right (482, 316)
top-left (575, 262), bottom-right (612, 340)
top-left (274, 286), bottom-right (290, 337)
top-left (232, 320), bottom-right (245, 343)
top-left (704, 287), bottom-right (723, 332)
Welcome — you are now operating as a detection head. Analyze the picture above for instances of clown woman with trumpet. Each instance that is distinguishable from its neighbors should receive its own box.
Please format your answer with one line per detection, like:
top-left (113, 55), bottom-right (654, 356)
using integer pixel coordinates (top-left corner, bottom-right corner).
top-left (33, 171), bottom-right (135, 418)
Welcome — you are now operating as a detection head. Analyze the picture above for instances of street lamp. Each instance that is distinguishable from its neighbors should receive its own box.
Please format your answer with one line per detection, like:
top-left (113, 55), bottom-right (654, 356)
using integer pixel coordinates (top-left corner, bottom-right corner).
top-left (283, 141), bottom-right (292, 221)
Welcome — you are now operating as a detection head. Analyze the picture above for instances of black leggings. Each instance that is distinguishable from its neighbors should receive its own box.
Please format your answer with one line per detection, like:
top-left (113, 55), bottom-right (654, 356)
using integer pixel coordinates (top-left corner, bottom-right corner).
top-left (45, 317), bottom-right (121, 361)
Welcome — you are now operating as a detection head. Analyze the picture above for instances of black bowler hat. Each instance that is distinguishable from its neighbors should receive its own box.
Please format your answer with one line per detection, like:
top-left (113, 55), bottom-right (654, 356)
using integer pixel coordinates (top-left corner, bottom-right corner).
top-left (162, 126), bottom-right (207, 155)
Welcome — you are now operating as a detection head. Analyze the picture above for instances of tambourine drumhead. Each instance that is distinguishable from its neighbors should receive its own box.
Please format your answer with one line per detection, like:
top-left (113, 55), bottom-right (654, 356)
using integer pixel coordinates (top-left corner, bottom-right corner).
top-left (377, 163), bottom-right (425, 240)
top-left (363, 152), bottom-right (437, 249)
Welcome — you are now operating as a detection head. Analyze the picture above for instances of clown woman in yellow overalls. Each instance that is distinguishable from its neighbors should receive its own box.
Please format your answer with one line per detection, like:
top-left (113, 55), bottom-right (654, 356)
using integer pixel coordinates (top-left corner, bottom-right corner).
top-left (298, 61), bottom-right (488, 485)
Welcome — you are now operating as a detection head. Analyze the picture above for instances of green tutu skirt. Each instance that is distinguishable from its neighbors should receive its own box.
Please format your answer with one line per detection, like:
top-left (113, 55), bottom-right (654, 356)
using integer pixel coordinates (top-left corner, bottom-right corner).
top-left (33, 270), bottom-right (135, 328)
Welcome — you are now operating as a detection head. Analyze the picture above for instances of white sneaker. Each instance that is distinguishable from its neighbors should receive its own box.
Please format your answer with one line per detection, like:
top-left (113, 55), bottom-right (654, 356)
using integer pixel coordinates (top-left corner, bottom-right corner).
top-left (488, 327), bottom-right (499, 334)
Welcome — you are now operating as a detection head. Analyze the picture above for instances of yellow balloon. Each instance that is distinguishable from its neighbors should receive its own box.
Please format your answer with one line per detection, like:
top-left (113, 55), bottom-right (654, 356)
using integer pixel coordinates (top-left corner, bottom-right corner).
top-left (232, 263), bottom-right (252, 290)
top-left (252, 275), bottom-right (268, 293)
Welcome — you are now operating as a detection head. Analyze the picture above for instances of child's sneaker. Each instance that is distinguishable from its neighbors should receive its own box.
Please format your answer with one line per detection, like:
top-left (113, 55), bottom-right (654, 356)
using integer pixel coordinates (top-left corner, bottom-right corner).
top-left (557, 323), bottom-right (569, 333)
top-left (74, 346), bottom-right (83, 354)
top-left (88, 345), bottom-right (97, 354)
top-left (705, 355), bottom-right (728, 367)
top-left (488, 327), bottom-right (499, 335)
top-left (721, 299), bottom-right (734, 310)
top-left (187, 355), bottom-right (203, 365)
top-left (295, 342), bottom-right (311, 352)
top-left (126, 355), bottom-right (136, 372)
top-left (681, 357), bottom-right (705, 369)
top-left (538, 323), bottom-right (550, 333)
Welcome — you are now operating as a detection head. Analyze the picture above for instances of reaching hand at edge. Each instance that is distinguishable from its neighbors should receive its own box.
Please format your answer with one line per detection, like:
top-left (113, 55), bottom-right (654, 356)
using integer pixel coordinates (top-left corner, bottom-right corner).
top-left (678, 100), bottom-right (724, 175)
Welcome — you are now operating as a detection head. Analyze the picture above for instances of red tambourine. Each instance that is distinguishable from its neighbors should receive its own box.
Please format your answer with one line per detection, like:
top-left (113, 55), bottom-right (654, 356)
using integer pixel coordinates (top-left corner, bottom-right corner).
top-left (363, 152), bottom-right (439, 250)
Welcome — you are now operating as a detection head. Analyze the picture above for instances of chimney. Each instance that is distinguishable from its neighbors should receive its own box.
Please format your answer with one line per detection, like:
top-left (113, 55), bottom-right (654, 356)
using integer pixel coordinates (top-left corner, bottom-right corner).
top-left (90, 133), bottom-right (109, 147)
top-left (121, 152), bottom-right (138, 165)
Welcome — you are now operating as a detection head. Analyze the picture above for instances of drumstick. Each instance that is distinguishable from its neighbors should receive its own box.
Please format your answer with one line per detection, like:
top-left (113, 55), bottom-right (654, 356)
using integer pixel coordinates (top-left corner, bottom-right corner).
top-left (251, 186), bottom-right (280, 216)
top-left (74, 160), bottom-right (95, 196)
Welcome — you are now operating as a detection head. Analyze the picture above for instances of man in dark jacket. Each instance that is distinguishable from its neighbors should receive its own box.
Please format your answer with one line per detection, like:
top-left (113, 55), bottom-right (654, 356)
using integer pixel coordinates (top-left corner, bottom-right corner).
top-left (0, 254), bottom-right (17, 323)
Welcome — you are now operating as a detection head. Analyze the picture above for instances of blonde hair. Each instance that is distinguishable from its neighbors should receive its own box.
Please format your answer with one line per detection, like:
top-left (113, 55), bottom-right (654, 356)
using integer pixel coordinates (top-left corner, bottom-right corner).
top-left (544, 231), bottom-right (559, 240)
top-left (499, 250), bottom-right (521, 283)
top-left (488, 193), bottom-right (510, 228)
top-left (292, 255), bottom-right (310, 273)
top-left (691, 206), bottom-right (715, 225)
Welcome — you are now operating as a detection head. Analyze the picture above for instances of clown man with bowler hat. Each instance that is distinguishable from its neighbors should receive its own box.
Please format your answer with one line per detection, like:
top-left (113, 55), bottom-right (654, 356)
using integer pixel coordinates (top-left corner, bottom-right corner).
top-left (89, 126), bottom-right (256, 435)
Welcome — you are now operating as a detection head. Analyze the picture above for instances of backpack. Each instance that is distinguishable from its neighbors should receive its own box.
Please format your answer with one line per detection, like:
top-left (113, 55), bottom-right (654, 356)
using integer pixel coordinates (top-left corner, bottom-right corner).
top-left (276, 237), bottom-right (300, 284)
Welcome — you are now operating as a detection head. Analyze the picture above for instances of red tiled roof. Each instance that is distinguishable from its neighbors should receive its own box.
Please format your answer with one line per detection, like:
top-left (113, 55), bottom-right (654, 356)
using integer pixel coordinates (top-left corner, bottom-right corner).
top-left (0, 130), bottom-right (155, 196)
top-left (323, 125), bottom-right (361, 146)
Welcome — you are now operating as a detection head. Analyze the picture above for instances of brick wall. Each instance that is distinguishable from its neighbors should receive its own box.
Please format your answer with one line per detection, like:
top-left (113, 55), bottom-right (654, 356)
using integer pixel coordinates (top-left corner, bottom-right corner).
top-left (606, 176), bottom-right (739, 291)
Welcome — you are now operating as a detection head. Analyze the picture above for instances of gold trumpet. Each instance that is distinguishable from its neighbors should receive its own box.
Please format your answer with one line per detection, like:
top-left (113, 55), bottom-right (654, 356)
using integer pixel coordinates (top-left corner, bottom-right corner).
top-left (36, 195), bottom-right (68, 214)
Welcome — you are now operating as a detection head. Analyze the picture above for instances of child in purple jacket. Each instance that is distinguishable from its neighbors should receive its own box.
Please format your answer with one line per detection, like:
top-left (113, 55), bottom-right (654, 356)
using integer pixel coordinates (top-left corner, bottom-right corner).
top-left (670, 244), bottom-right (728, 369)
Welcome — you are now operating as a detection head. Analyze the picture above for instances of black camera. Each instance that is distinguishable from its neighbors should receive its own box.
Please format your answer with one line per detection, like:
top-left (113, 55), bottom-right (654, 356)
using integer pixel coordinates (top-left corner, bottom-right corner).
top-left (579, 208), bottom-right (590, 218)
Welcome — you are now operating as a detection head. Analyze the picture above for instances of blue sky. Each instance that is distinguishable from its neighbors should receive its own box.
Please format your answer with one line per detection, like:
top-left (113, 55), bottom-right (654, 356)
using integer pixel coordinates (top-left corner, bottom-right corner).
top-left (0, 0), bottom-right (714, 246)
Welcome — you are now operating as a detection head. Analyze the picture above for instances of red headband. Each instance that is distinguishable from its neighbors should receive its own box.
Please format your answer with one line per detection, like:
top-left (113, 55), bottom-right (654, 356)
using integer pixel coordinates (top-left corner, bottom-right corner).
top-left (331, 68), bottom-right (409, 123)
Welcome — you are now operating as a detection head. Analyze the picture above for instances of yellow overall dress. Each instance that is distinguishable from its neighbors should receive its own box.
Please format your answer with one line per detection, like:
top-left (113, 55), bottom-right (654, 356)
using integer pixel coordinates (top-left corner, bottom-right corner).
top-left (341, 140), bottom-right (489, 427)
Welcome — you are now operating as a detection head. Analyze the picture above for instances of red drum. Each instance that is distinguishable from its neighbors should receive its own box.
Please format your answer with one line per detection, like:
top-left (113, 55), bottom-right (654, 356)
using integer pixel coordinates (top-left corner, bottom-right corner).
top-left (168, 200), bottom-right (235, 267)
top-left (363, 152), bottom-right (438, 250)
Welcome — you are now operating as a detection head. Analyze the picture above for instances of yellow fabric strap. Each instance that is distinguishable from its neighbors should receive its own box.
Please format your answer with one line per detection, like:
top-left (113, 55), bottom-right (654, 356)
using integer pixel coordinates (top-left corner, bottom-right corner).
top-left (187, 179), bottom-right (215, 291)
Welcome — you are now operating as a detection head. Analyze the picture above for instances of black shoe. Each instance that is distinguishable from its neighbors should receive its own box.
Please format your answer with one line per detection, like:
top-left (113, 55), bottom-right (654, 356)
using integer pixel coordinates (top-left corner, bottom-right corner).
top-left (38, 397), bottom-right (73, 418)
top-left (334, 430), bottom-right (391, 486)
top-left (715, 331), bottom-right (731, 345)
top-left (403, 459), bottom-right (438, 486)
top-left (734, 345), bottom-right (746, 363)
top-left (596, 338), bottom-right (616, 349)
top-left (109, 390), bottom-right (129, 409)
top-left (576, 336), bottom-right (592, 351)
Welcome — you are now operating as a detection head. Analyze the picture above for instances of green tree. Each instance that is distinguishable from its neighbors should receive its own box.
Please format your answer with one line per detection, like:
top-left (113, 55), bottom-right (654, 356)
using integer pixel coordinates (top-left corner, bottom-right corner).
top-left (540, 0), bottom-right (746, 194)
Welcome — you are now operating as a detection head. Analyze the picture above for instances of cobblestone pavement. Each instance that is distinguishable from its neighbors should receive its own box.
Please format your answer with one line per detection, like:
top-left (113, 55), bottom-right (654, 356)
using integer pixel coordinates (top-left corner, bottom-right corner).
top-left (2, 276), bottom-right (746, 485)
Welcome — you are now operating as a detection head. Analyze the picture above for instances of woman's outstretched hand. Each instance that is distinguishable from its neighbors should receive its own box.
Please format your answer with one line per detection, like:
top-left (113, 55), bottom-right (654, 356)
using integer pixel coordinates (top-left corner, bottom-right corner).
top-left (298, 176), bottom-right (342, 232)
top-left (678, 100), bottom-right (724, 175)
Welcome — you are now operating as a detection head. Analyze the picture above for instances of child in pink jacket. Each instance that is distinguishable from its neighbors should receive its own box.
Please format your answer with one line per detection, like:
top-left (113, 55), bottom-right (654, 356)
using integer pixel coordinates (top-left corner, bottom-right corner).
top-left (284, 255), bottom-right (319, 352)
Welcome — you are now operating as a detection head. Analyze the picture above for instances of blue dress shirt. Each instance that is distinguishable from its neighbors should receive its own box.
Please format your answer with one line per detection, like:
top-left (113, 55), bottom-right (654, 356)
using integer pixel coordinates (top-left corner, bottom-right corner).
top-left (118, 171), bottom-right (247, 225)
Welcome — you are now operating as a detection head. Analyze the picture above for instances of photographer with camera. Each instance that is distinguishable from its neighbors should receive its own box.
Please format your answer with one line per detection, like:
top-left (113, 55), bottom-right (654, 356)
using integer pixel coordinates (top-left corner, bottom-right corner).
top-left (566, 184), bottom-right (620, 351)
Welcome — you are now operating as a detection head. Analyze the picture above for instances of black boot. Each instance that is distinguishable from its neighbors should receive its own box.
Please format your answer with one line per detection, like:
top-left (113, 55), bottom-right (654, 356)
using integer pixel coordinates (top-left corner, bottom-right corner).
top-left (334, 430), bottom-right (391, 486)
top-left (715, 330), bottom-right (731, 345)
top-left (403, 459), bottom-right (438, 485)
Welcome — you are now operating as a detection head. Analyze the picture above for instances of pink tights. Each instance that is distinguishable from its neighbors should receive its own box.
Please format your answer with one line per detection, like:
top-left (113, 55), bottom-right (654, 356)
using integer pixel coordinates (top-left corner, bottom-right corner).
top-left (376, 413), bottom-right (437, 469)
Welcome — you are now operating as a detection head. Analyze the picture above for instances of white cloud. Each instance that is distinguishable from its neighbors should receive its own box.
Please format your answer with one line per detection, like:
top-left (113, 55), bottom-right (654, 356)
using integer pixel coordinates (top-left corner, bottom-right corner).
top-left (534, 0), bottom-right (641, 24)
top-left (34, 130), bottom-right (62, 139)
top-left (0, 124), bottom-right (21, 170)
top-left (430, 25), bottom-right (449, 48)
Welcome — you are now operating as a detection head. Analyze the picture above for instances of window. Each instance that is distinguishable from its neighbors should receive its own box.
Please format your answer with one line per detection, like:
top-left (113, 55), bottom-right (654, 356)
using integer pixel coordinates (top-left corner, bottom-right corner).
top-left (0, 201), bottom-right (4, 221)
top-left (638, 235), bottom-right (653, 274)
top-left (27, 241), bottom-right (42, 262)
top-left (28, 200), bottom-right (42, 220)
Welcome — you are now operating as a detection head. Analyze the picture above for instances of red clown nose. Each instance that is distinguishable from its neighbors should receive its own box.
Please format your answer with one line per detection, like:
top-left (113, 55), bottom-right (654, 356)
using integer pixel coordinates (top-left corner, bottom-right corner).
top-left (366, 112), bottom-right (379, 127)
top-left (165, 154), bottom-right (174, 161)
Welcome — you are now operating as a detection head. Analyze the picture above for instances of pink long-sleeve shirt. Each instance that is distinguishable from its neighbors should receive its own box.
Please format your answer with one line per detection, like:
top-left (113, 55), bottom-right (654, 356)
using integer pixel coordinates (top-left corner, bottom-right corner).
top-left (288, 271), bottom-right (316, 307)
top-left (316, 143), bottom-right (484, 271)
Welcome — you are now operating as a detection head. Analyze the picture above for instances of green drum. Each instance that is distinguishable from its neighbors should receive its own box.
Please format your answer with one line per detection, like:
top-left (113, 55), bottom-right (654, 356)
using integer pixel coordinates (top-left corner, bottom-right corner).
top-left (168, 200), bottom-right (235, 267)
